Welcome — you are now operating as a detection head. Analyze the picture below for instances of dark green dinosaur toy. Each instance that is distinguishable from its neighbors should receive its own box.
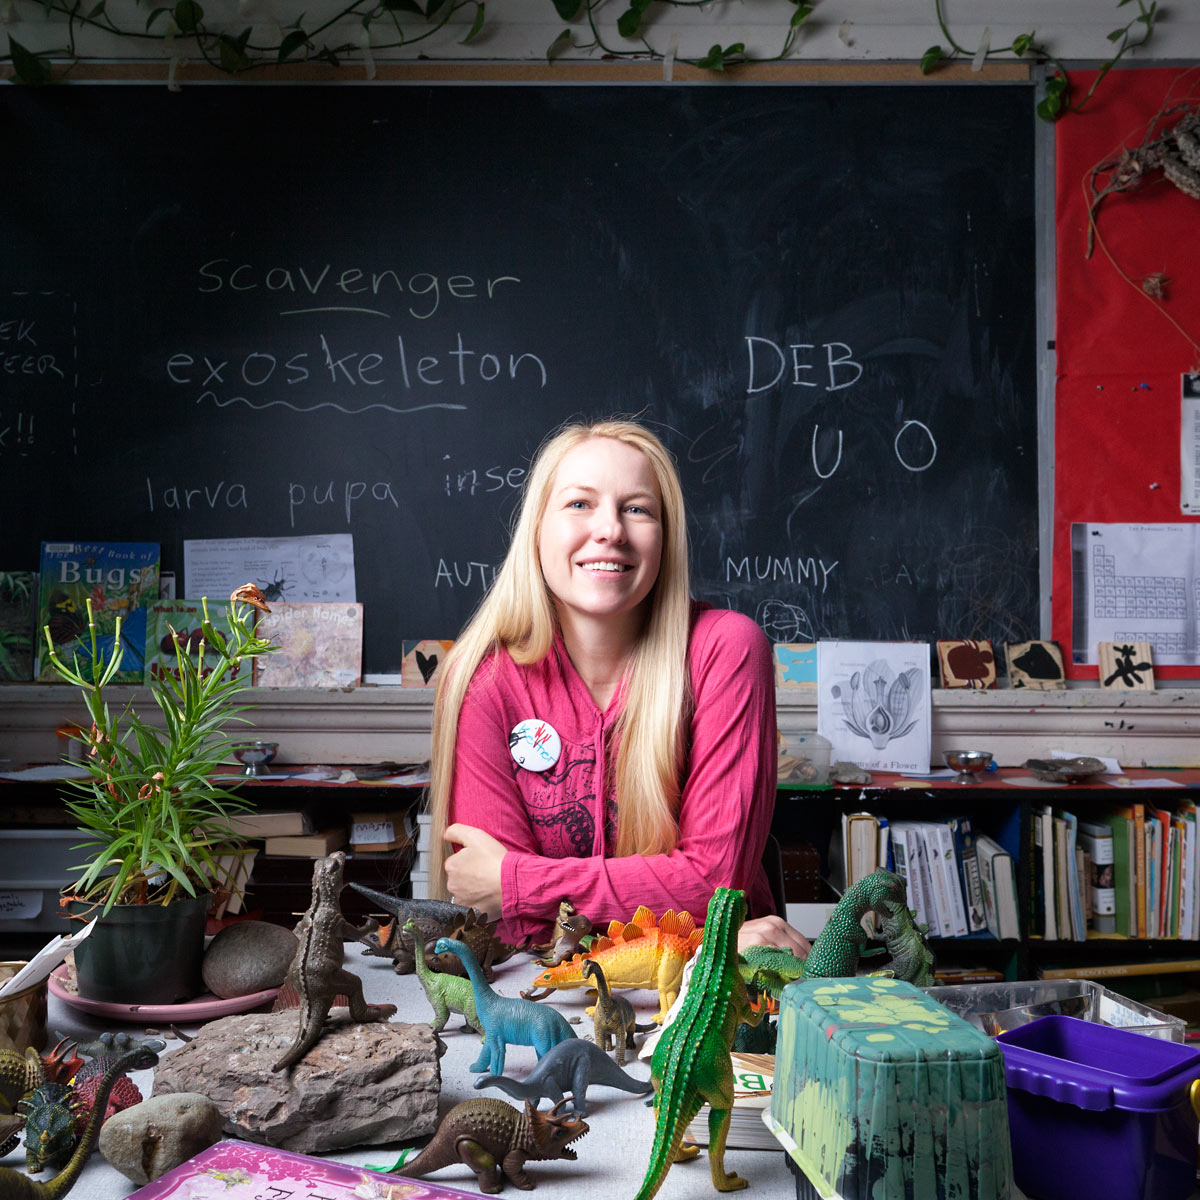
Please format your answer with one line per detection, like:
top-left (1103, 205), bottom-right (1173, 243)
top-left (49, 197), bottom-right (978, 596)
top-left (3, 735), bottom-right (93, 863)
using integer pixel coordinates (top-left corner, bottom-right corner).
top-left (635, 886), bottom-right (760, 1200)
top-left (0, 1046), bottom-right (158, 1200)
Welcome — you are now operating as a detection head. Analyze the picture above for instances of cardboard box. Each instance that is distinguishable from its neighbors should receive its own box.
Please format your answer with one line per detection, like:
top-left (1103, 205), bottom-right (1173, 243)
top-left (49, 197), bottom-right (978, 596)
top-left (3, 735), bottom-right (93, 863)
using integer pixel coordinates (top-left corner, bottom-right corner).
top-left (348, 809), bottom-right (412, 852)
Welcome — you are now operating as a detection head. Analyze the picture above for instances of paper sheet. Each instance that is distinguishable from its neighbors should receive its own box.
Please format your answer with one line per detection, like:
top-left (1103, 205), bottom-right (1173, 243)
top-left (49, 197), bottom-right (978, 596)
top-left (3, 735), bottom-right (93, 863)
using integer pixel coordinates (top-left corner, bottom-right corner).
top-left (183, 534), bottom-right (356, 603)
top-left (1069, 523), bottom-right (1200, 665)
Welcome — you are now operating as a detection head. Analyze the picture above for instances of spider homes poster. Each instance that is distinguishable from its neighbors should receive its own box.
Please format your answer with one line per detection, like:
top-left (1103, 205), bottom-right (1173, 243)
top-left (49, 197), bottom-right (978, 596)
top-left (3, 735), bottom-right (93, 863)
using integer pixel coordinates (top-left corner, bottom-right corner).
top-left (35, 542), bottom-right (160, 684)
top-left (817, 640), bottom-right (932, 774)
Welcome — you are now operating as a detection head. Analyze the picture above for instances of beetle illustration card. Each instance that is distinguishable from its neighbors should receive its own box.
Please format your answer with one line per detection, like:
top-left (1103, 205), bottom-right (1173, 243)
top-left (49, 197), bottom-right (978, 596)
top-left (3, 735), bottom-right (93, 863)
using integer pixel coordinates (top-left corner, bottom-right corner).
top-left (817, 640), bottom-right (931, 773)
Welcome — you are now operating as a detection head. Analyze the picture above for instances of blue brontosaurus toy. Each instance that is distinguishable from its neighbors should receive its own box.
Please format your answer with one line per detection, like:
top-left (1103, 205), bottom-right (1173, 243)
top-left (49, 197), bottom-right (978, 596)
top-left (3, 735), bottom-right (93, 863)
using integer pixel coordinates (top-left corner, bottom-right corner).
top-left (433, 937), bottom-right (576, 1076)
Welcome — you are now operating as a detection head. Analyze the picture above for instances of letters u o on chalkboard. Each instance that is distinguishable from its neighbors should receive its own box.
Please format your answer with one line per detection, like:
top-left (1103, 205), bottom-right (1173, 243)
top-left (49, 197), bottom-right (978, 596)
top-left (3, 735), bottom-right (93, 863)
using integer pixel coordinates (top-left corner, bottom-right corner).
top-left (2, 81), bottom-right (1038, 675)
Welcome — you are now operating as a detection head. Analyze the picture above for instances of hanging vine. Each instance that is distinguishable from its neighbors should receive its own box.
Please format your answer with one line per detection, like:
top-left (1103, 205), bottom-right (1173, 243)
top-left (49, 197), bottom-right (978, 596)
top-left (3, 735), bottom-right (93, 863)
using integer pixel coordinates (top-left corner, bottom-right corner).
top-left (920, 0), bottom-right (1159, 120)
top-left (0, 0), bottom-right (1163, 98)
top-left (0, 0), bottom-right (813, 83)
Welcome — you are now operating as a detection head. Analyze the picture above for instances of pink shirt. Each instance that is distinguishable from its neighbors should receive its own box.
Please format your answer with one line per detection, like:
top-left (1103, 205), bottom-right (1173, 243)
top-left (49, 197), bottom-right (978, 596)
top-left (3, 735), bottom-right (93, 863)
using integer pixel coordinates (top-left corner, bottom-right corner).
top-left (449, 606), bottom-right (777, 942)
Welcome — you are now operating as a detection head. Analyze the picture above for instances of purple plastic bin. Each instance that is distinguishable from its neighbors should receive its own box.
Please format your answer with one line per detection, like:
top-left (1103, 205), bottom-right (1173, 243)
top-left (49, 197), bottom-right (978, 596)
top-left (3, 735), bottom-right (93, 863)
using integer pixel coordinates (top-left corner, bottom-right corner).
top-left (996, 1015), bottom-right (1200, 1200)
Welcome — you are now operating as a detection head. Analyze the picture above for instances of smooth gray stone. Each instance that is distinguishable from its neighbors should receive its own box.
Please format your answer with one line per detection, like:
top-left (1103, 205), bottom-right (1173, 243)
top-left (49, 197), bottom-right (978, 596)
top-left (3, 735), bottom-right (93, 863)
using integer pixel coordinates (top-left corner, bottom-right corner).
top-left (201, 920), bottom-right (298, 998)
top-left (98, 1092), bottom-right (224, 1184)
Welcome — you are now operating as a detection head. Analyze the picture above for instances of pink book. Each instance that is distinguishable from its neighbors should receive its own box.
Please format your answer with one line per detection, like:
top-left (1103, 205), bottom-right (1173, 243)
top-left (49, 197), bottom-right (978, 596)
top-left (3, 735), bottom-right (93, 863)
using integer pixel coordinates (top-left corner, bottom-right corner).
top-left (128, 1139), bottom-right (483, 1200)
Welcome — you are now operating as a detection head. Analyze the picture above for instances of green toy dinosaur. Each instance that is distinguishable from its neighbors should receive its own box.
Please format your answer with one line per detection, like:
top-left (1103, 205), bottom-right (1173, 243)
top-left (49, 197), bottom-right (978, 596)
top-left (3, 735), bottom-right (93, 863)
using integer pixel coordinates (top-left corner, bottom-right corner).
top-left (406, 918), bottom-right (481, 1035)
top-left (875, 894), bottom-right (937, 987)
top-left (433, 937), bottom-right (576, 1077)
top-left (635, 886), bottom-right (760, 1200)
top-left (803, 868), bottom-right (911, 979)
top-left (0, 1046), bottom-right (158, 1200)
top-left (736, 945), bottom-right (807, 1009)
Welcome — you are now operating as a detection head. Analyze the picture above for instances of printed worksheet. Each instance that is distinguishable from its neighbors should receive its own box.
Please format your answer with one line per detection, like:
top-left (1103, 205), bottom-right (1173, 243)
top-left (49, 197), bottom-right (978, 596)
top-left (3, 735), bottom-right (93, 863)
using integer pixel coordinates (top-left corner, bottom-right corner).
top-left (183, 534), bottom-right (357, 604)
top-left (1070, 523), bottom-right (1200, 665)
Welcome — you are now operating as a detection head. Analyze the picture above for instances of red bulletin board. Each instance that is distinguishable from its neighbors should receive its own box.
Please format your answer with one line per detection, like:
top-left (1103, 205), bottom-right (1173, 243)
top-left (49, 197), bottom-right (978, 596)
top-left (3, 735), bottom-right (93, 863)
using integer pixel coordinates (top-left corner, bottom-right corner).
top-left (1053, 67), bottom-right (1200, 679)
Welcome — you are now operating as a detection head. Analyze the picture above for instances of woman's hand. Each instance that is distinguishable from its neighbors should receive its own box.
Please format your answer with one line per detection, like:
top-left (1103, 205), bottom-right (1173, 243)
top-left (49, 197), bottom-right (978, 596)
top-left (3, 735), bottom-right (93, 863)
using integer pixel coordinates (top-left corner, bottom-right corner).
top-left (737, 914), bottom-right (811, 957)
top-left (442, 822), bottom-right (507, 921)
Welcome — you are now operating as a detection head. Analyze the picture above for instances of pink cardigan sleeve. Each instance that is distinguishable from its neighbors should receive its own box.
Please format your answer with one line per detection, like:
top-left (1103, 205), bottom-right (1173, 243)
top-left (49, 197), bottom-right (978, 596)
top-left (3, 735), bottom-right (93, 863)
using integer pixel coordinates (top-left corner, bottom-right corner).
top-left (450, 611), bottom-right (777, 941)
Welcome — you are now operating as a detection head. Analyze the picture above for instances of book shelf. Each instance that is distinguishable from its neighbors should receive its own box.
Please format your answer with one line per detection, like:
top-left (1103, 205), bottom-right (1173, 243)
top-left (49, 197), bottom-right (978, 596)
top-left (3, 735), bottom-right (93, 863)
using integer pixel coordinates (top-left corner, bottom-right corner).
top-left (774, 768), bottom-right (1200, 1016)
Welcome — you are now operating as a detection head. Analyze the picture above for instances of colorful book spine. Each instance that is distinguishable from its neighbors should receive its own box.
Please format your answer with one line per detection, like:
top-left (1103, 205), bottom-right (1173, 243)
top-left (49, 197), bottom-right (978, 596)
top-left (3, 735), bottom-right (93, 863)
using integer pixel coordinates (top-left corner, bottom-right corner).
top-left (947, 815), bottom-right (987, 933)
top-left (1077, 819), bottom-right (1117, 935)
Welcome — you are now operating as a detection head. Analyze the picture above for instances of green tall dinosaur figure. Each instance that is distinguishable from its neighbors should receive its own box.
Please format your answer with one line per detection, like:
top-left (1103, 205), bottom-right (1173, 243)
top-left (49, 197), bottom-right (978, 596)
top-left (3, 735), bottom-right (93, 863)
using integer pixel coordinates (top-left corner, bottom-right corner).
top-left (634, 886), bottom-right (760, 1200)
top-left (406, 918), bottom-right (481, 1035)
top-left (802, 868), bottom-right (911, 978)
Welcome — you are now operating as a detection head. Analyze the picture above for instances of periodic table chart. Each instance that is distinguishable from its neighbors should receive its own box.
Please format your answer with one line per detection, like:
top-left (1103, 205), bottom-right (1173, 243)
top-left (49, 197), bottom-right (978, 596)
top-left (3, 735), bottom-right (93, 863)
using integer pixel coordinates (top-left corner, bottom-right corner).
top-left (1071, 523), bottom-right (1200, 665)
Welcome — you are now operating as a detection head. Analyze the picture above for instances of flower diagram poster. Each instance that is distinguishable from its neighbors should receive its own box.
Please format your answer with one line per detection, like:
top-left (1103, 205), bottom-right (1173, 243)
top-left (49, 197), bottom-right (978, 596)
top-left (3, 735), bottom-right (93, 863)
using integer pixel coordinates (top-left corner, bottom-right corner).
top-left (817, 641), bottom-right (932, 773)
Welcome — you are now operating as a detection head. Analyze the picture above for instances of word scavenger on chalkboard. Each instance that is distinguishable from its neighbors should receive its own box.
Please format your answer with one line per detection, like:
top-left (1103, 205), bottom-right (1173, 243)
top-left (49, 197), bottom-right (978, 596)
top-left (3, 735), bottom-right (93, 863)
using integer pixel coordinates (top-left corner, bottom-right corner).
top-left (1, 82), bottom-right (1038, 676)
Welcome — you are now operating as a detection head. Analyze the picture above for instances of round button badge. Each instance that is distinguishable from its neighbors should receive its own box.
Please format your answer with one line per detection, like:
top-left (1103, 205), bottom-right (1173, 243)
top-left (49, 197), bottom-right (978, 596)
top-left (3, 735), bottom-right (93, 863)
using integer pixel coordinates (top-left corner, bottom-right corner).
top-left (509, 718), bottom-right (562, 772)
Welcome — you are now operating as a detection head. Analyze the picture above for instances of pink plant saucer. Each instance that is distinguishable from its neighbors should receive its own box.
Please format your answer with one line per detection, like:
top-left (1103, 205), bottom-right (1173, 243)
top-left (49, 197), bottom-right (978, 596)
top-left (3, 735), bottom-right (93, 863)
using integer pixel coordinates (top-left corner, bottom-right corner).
top-left (48, 964), bottom-right (279, 1022)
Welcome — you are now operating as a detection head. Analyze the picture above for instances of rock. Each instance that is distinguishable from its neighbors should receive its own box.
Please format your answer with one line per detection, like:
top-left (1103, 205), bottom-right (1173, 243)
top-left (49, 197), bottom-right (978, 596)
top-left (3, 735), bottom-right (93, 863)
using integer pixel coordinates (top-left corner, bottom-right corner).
top-left (202, 920), bottom-right (298, 998)
top-left (829, 760), bottom-right (872, 785)
top-left (150, 1010), bottom-right (440, 1153)
top-left (99, 1092), bottom-right (224, 1184)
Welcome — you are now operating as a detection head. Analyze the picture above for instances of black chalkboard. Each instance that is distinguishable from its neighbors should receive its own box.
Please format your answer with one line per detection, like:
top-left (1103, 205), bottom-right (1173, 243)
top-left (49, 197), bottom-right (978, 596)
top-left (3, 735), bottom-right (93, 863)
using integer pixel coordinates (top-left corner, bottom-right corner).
top-left (1, 82), bottom-right (1038, 676)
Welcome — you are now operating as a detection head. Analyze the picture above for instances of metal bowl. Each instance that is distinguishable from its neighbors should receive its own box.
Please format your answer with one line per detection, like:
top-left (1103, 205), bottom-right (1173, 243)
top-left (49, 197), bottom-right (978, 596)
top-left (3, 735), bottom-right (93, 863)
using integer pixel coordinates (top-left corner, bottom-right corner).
top-left (233, 741), bottom-right (278, 777)
top-left (943, 749), bottom-right (993, 784)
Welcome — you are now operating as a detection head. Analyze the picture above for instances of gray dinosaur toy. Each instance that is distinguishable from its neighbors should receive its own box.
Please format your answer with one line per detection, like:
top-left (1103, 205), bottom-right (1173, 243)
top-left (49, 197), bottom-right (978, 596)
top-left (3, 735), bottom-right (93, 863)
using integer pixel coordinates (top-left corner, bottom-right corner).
top-left (433, 937), bottom-right (576, 1077)
top-left (474, 1035), bottom-right (654, 1117)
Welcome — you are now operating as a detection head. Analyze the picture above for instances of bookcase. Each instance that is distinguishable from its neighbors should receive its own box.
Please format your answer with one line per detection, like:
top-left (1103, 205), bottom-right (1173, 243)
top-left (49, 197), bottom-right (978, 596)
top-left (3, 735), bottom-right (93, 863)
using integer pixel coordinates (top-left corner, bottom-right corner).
top-left (773, 768), bottom-right (1200, 1021)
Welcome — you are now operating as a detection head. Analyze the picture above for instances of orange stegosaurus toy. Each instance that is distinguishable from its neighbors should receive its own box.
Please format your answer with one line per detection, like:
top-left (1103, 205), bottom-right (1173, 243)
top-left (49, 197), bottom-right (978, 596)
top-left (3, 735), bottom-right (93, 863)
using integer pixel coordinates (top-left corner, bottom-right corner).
top-left (527, 905), bottom-right (703, 1023)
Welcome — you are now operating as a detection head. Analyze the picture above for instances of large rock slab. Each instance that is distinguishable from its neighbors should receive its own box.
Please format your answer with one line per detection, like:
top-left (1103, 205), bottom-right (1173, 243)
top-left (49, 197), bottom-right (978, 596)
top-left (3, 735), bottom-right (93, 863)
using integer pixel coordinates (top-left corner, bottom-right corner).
top-left (151, 1010), bottom-right (440, 1152)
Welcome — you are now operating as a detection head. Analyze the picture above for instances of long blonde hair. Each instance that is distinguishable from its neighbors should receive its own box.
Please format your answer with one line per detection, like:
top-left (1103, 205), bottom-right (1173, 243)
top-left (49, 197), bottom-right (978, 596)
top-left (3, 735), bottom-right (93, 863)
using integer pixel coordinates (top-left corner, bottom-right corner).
top-left (427, 419), bottom-right (693, 901)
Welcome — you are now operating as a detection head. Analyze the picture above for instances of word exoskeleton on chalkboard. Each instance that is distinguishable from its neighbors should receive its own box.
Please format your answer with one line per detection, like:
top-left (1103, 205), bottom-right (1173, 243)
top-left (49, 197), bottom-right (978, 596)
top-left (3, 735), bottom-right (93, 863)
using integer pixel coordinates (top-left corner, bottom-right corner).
top-left (2, 82), bottom-right (1039, 676)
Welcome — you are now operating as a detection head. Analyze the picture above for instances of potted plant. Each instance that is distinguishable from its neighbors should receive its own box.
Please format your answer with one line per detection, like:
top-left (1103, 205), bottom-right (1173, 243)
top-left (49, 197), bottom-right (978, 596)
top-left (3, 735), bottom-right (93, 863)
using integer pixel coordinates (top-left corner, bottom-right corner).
top-left (41, 583), bottom-right (275, 1005)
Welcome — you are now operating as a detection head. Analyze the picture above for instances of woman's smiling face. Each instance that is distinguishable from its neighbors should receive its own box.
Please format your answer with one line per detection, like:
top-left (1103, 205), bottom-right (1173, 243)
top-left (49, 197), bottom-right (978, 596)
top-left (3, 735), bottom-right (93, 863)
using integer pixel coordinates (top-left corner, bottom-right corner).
top-left (537, 436), bottom-right (664, 632)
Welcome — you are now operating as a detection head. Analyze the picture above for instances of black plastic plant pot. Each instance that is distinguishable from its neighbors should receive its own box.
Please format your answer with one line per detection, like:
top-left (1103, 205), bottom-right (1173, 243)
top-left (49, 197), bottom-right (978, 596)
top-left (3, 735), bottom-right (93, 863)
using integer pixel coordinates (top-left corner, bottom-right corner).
top-left (66, 890), bottom-right (210, 1005)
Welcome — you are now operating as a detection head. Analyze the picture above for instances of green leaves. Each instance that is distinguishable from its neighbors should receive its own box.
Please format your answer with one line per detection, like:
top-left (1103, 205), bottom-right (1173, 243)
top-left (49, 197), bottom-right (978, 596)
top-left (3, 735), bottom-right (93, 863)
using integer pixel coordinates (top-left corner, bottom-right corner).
top-left (6, 37), bottom-right (52, 85)
top-left (47, 594), bottom-right (275, 913)
top-left (616, 0), bottom-right (652, 41)
top-left (919, 44), bottom-right (946, 75)
top-left (695, 42), bottom-right (745, 71)
top-left (1037, 71), bottom-right (1068, 122)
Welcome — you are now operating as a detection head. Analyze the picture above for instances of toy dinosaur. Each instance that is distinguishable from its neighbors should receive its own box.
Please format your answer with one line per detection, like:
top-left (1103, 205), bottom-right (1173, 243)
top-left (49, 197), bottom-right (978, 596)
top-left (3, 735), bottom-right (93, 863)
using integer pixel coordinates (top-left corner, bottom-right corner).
top-left (803, 868), bottom-right (911, 979)
top-left (37, 1041), bottom-right (83, 1088)
top-left (736, 945), bottom-right (807, 1012)
top-left (386, 1097), bottom-right (588, 1193)
top-left (525, 906), bottom-right (703, 1023)
top-left (18, 1083), bottom-right (82, 1173)
top-left (582, 958), bottom-right (654, 1065)
top-left (432, 937), bottom-right (576, 1077)
top-left (406, 918), bottom-right (481, 1035)
top-left (0, 1046), bottom-right (158, 1200)
top-left (0, 1047), bottom-right (45, 1155)
top-left (875, 895), bottom-right (936, 987)
top-left (635, 887), bottom-right (761, 1200)
top-left (272, 851), bottom-right (397, 1073)
top-left (474, 1036), bottom-right (654, 1117)
top-left (350, 883), bottom-right (519, 980)
top-left (530, 901), bottom-right (594, 967)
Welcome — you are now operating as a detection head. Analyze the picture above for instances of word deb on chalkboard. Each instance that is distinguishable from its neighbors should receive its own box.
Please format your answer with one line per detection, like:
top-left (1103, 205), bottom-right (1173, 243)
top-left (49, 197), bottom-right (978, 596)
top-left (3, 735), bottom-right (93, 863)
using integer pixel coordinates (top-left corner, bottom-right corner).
top-left (0, 81), bottom-right (1039, 676)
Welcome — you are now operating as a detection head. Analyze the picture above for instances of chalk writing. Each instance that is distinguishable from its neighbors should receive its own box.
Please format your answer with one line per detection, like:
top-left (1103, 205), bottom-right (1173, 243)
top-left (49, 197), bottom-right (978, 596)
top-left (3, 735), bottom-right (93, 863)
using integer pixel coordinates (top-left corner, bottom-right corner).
top-left (435, 559), bottom-right (499, 592)
top-left (145, 478), bottom-right (249, 512)
top-left (168, 332), bottom-right (547, 415)
top-left (287, 480), bottom-right (399, 528)
top-left (196, 258), bottom-right (520, 321)
top-left (726, 556), bottom-right (838, 592)
top-left (443, 462), bottom-right (527, 496)
top-left (0, 410), bottom-right (35, 456)
top-left (744, 339), bottom-right (863, 394)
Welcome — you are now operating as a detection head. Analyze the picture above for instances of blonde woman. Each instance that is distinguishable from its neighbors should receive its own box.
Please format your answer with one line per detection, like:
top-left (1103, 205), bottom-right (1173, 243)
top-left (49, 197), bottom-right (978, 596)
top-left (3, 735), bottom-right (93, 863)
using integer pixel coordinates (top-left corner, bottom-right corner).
top-left (428, 419), bottom-right (807, 954)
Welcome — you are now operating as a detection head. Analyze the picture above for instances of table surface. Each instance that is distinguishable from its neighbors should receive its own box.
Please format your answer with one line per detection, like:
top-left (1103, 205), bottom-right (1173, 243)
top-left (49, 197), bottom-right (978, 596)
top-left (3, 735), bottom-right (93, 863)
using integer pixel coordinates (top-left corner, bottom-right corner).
top-left (1, 944), bottom-right (798, 1200)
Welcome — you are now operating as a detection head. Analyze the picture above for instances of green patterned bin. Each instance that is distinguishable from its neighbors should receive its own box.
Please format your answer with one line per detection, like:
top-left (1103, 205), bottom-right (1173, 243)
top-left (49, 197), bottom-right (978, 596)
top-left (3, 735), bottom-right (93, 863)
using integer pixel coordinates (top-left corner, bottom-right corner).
top-left (764, 976), bottom-right (1012, 1200)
